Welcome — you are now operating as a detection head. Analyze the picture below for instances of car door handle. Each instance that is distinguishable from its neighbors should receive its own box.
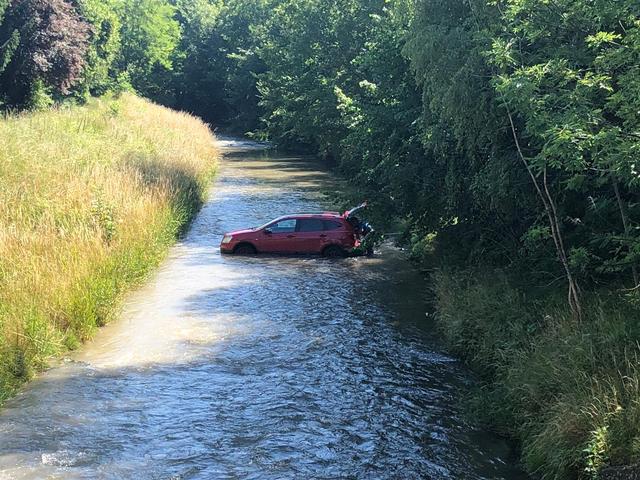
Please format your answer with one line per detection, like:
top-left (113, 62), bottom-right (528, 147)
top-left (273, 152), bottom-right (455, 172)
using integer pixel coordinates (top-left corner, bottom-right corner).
top-left (319, 234), bottom-right (327, 238)
top-left (287, 235), bottom-right (296, 238)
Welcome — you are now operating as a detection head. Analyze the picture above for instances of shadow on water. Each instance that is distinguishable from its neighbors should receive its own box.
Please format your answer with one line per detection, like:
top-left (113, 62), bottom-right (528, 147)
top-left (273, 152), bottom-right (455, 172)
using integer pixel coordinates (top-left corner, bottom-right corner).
top-left (0, 140), bottom-right (529, 479)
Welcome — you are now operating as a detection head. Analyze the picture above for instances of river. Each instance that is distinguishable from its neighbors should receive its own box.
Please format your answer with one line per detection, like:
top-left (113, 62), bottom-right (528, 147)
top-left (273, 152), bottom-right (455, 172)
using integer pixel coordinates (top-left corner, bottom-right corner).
top-left (0, 139), bottom-right (528, 479)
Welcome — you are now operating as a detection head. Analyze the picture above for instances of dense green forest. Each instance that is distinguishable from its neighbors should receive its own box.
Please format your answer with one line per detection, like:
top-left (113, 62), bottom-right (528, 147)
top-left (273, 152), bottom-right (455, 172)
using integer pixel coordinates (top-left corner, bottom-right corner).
top-left (2, 0), bottom-right (640, 478)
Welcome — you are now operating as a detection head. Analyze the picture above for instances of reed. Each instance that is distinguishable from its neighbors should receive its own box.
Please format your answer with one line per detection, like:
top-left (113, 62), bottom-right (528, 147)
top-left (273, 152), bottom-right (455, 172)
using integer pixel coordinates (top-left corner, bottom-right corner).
top-left (0, 94), bottom-right (218, 402)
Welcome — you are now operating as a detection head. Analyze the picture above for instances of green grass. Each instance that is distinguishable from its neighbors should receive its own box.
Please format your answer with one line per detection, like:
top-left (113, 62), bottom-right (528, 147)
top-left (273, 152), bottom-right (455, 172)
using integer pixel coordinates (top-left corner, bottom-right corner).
top-left (434, 270), bottom-right (640, 479)
top-left (0, 93), bottom-right (219, 403)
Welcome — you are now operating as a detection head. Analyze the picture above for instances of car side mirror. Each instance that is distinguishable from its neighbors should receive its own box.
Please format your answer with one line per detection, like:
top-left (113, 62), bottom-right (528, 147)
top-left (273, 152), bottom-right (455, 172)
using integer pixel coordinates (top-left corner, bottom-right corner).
top-left (264, 228), bottom-right (273, 235)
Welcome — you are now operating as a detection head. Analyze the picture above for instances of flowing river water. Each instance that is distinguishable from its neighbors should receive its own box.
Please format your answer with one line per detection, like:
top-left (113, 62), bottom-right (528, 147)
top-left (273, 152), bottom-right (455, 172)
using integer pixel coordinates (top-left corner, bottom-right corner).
top-left (0, 139), bottom-right (529, 479)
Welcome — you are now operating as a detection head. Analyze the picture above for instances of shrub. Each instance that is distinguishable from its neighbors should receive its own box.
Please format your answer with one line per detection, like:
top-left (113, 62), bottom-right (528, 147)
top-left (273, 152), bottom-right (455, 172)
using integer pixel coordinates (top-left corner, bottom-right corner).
top-left (434, 269), bottom-right (640, 478)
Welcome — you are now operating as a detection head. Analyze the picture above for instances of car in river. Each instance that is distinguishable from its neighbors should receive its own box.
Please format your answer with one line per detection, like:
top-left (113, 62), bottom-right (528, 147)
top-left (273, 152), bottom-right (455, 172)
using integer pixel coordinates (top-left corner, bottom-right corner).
top-left (220, 207), bottom-right (371, 258)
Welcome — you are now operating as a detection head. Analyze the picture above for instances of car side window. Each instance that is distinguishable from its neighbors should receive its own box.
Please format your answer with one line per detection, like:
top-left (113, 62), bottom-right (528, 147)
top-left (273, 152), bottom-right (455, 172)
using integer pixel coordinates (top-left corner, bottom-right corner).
top-left (297, 218), bottom-right (325, 232)
top-left (269, 219), bottom-right (297, 233)
top-left (324, 220), bottom-right (343, 231)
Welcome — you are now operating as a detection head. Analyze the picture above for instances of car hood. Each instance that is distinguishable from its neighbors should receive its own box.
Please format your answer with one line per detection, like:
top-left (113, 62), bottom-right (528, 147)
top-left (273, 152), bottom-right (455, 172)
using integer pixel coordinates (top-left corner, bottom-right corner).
top-left (225, 228), bottom-right (258, 237)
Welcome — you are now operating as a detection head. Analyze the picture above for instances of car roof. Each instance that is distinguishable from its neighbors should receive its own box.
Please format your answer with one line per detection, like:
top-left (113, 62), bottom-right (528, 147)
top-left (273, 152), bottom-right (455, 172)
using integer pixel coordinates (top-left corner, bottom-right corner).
top-left (275, 212), bottom-right (343, 220)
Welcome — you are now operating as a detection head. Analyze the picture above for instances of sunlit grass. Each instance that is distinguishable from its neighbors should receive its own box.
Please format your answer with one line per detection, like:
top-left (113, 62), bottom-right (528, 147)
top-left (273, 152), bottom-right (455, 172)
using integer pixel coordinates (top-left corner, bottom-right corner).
top-left (0, 93), bottom-right (218, 402)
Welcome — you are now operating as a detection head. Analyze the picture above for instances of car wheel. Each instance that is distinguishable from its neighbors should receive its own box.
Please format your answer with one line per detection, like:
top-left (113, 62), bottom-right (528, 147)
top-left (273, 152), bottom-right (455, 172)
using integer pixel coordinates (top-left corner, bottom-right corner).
top-left (234, 243), bottom-right (257, 255)
top-left (322, 245), bottom-right (346, 258)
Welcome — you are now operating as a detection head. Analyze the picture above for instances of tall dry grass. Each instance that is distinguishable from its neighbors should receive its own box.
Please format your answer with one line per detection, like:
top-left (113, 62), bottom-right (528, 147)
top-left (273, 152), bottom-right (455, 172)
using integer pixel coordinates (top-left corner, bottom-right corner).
top-left (0, 94), bottom-right (218, 401)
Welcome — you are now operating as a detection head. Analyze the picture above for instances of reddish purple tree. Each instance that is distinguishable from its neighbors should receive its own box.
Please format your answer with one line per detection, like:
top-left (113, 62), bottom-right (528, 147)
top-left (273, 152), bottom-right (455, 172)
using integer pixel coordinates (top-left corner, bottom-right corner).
top-left (0, 0), bottom-right (91, 107)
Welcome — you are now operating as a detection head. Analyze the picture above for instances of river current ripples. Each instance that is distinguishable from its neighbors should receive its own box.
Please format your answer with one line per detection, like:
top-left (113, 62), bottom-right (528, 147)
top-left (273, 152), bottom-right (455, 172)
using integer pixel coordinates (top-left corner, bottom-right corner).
top-left (0, 139), bottom-right (528, 479)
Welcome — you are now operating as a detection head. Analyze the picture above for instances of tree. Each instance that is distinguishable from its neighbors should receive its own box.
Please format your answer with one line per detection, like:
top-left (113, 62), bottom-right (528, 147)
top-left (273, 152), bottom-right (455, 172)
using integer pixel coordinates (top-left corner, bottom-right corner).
top-left (404, 0), bottom-right (537, 267)
top-left (117, 0), bottom-right (180, 103)
top-left (173, 0), bottom-right (229, 125)
top-left (0, 0), bottom-right (91, 108)
top-left (487, 0), bottom-right (640, 314)
top-left (333, 0), bottom-right (423, 222)
top-left (0, 0), bottom-right (19, 106)
top-left (173, 0), bottom-right (273, 131)
top-left (75, 0), bottom-right (123, 97)
top-left (256, 0), bottom-right (388, 155)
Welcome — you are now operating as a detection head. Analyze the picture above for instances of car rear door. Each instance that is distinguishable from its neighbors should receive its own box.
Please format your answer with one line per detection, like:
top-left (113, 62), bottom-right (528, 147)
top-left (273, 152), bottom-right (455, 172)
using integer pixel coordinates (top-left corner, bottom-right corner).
top-left (296, 218), bottom-right (327, 253)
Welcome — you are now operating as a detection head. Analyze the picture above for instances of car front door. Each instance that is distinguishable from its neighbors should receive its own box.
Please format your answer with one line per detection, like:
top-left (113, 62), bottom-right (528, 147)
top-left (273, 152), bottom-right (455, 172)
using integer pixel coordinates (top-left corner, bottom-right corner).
top-left (259, 218), bottom-right (300, 253)
top-left (296, 218), bottom-right (327, 253)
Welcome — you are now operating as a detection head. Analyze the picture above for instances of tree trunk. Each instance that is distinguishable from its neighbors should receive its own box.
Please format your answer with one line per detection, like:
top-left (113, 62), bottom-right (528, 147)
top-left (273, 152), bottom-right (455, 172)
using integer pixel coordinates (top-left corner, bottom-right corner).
top-left (613, 179), bottom-right (639, 288)
top-left (506, 108), bottom-right (582, 321)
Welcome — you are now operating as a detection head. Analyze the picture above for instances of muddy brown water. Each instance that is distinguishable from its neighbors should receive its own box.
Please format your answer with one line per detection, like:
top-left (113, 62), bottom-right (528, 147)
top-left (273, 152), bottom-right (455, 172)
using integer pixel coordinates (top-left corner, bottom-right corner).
top-left (0, 139), bottom-right (529, 479)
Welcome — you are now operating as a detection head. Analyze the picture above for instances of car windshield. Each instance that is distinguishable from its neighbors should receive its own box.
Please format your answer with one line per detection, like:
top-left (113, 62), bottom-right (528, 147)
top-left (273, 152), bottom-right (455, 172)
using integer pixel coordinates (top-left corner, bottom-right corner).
top-left (257, 219), bottom-right (278, 230)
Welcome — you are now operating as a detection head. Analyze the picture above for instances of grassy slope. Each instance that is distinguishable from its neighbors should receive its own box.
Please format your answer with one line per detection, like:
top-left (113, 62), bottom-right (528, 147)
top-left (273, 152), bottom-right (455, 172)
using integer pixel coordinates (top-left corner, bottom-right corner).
top-left (433, 270), bottom-right (640, 479)
top-left (0, 94), bottom-right (218, 402)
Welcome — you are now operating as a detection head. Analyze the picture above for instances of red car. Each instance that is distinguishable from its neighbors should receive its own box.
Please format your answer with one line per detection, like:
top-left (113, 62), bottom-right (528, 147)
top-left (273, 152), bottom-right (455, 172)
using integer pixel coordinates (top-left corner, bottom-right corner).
top-left (220, 207), bottom-right (368, 257)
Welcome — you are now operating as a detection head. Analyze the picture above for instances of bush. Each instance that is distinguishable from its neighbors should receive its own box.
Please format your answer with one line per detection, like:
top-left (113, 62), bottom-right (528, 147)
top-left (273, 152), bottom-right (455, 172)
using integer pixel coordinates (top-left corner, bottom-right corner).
top-left (434, 270), bottom-right (640, 478)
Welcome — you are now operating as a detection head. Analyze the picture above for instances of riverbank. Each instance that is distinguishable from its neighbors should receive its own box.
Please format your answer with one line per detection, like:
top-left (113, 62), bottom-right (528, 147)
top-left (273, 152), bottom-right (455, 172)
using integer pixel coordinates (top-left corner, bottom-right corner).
top-left (432, 269), bottom-right (640, 479)
top-left (0, 94), bottom-right (218, 403)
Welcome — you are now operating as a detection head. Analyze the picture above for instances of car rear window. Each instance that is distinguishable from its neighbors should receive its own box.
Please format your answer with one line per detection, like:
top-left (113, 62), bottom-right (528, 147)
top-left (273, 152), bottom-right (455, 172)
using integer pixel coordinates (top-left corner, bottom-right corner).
top-left (298, 218), bottom-right (325, 232)
top-left (324, 220), bottom-right (343, 231)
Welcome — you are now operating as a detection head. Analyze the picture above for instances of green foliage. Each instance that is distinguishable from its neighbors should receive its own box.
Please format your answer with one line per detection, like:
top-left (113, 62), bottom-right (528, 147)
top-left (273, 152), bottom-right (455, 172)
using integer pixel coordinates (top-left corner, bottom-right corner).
top-left (486, 0), bottom-right (640, 286)
top-left (0, 30), bottom-right (18, 73)
top-left (76, 0), bottom-right (123, 96)
top-left (0, 0), bottom-right (181, 108)
top-left (115, 0), bottom-right (180, 101)
top-left (256, 0), bottom-right (363, 153)
top-left (91, 191), bottom-right (117, 244)
top-left (0, 0), bottom-right (17, 86)
top-left (172, 0), bottom-right (232, 125)
top-left (584, 425), bottom-right (610, 479)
